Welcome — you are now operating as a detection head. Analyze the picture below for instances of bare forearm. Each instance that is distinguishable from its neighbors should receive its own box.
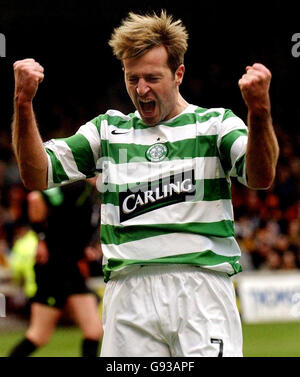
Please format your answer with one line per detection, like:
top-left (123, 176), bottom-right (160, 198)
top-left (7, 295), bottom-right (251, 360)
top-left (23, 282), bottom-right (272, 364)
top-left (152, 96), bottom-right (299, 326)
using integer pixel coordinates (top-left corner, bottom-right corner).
top-left (239, 63), bottom-right (279, 190)
top-left (11, 59), bottom-right (47, 190)
top-left (12, 100), bottom-right (48, 190)
top-left (246, 110), bottom-right (279, 189)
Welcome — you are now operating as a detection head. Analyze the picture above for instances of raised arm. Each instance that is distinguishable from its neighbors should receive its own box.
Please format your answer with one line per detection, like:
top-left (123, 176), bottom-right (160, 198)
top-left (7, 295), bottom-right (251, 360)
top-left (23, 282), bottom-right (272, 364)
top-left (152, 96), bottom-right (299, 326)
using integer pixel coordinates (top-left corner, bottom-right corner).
top-left (12, 58), bottom-right (48, 191)
top-left (239, 63), bottom-right (279, 189)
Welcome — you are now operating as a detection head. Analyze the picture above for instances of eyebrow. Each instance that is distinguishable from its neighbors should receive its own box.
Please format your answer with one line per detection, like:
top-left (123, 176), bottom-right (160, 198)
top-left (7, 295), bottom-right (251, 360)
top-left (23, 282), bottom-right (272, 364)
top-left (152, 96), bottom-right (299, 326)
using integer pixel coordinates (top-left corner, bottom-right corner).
top-left (126, 72), bottom-right (164, 79)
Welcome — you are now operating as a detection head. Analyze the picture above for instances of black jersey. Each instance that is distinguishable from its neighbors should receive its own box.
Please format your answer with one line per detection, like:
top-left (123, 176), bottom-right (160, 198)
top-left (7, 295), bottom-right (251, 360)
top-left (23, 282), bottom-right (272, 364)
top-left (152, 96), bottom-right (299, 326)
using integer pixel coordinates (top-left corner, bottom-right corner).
top-left (31, 180), bottom-right (100, 308)
top-left (41, 180), bottom-right (99, 266)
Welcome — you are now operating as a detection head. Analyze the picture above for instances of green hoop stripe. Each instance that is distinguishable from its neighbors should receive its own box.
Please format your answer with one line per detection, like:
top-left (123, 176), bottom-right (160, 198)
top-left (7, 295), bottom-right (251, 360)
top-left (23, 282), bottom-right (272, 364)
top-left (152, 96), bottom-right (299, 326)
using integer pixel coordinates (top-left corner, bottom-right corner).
top-left (103, 251), bottom-right (242, 282)
top-left (101, 220), bottom-right (235, 246)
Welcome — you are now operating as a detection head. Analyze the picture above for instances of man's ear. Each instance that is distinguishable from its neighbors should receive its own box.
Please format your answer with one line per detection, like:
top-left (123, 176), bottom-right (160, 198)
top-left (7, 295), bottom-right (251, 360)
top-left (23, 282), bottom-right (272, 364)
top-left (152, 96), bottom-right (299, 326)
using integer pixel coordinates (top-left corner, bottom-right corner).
top-left (175, 64), bottom-right (185, 86)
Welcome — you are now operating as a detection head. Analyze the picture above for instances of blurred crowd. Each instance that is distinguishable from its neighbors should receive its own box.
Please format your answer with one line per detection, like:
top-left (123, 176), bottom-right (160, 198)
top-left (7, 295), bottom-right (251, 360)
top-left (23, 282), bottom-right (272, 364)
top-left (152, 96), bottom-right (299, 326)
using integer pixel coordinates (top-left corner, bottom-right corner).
top-left (0, 112), bottom-right (299, 275)
top-left (233, 125), bottom-right (300, 271)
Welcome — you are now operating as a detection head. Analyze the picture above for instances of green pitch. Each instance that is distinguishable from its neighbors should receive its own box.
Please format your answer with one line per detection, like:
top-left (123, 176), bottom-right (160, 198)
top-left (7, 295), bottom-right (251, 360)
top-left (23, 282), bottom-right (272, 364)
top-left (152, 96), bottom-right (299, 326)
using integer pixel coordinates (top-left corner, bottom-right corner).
top-left (242, 322), bottom-right (300, 357)
top-left (0, 327), bottom-right (84, 357)
top-left (1, 322), bottom-right (300, 357)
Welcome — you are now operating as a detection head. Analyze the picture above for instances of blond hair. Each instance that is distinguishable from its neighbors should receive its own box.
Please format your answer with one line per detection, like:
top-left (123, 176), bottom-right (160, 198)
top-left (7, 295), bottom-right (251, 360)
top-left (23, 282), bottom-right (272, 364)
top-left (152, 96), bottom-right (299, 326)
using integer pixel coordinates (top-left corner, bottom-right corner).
top-left (108, 10), bottom-right (189, 73)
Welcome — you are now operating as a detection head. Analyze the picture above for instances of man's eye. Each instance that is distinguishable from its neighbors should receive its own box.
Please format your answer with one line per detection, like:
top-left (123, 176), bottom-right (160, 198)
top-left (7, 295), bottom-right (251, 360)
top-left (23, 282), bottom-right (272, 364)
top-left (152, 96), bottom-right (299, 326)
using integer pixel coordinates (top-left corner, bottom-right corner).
top-left (148, 77), bottom-right (159, 82)
top-left (128, 78), bottom-right (138, 84)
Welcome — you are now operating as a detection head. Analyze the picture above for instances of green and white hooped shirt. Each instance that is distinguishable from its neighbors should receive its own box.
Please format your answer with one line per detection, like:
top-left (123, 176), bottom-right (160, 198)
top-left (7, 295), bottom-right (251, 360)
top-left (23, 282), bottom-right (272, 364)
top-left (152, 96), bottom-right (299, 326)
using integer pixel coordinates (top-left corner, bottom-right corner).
top-left (44, 104), bottom-right (249, 282)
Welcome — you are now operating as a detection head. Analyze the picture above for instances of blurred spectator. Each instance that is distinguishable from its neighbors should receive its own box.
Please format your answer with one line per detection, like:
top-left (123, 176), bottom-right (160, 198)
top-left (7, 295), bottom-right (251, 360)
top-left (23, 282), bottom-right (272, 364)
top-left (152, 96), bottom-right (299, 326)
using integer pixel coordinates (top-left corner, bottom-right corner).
top-left (281, 250), bottom-right (298, 270)
top-left (260, 249), bottom-right (282, 271)
top-left (0, 239), bottom-right (9, 267)
top-left (288, 219), bottom-right (300, 251)
top-left (1, 184), bottom-right (28, 249)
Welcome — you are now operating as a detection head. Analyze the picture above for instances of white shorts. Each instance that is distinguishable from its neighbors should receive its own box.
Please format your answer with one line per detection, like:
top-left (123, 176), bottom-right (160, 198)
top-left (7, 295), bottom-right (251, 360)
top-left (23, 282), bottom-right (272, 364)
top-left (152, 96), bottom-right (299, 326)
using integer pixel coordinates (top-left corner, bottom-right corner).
top-left (100, 265), bottom-right (243, 357)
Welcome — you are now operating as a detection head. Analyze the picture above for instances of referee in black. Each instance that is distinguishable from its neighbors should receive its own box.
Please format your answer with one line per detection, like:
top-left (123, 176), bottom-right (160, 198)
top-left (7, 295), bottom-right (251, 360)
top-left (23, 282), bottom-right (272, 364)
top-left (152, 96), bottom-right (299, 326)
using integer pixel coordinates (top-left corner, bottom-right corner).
top-left (9, 179), bottom-right (103, 357)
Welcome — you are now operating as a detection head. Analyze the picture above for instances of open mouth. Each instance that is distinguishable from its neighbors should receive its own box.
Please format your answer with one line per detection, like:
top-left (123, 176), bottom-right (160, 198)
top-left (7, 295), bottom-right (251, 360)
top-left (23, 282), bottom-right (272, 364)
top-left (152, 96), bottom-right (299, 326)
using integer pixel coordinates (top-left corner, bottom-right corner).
top-left (139, 99), bottom-right (156, 115)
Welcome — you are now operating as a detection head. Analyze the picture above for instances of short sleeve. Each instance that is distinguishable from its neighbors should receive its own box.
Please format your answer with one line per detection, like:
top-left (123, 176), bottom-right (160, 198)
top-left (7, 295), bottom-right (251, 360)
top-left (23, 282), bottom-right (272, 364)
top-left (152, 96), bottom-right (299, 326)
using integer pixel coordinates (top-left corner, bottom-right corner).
top-left (218, 109), bottom-right (249, 186)
top-left (45, 119), bottom-right (101, 187)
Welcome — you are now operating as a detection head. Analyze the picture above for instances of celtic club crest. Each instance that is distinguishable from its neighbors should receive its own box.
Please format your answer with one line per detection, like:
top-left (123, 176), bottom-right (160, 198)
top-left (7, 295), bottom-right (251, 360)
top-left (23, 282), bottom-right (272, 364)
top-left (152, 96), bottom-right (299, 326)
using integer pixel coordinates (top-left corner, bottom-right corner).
top-left (145, 143), bottom-right (168, 162)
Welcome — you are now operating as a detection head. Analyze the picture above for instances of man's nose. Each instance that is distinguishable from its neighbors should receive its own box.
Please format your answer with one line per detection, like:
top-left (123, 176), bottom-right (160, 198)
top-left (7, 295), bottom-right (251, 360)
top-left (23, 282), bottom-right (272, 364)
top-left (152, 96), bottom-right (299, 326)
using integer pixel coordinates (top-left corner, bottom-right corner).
top-left (136, 79), bottom-right (150, 97)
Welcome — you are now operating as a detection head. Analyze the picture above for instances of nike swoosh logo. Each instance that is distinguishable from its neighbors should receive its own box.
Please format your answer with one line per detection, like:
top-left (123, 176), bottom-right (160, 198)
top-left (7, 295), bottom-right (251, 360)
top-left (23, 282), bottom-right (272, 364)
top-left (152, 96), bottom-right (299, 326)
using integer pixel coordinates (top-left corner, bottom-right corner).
top-left (111, 130), bottom-right (130, 135)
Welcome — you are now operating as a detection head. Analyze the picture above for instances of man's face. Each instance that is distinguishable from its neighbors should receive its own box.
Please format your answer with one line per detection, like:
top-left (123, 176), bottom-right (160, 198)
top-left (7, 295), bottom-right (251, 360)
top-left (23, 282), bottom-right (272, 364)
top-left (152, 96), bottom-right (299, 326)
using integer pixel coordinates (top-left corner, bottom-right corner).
top-left (123, 46), bottom-right (184, 126)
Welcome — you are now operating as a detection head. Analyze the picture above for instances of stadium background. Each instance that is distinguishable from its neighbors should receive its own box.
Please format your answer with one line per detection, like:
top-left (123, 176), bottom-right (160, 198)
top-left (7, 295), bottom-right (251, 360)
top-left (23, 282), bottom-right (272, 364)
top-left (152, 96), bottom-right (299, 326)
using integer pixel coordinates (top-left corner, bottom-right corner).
top-left (1, 0), bottom-right (300, 356)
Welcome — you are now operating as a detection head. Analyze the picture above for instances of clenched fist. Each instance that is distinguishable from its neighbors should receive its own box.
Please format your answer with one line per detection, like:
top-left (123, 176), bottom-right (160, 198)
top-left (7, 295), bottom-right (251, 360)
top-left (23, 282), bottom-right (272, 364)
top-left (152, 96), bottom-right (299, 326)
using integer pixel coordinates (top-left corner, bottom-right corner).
top-left (238, 63), bottom-right (271, 113)
top-left (13, 58), bottom-right (44, 104)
